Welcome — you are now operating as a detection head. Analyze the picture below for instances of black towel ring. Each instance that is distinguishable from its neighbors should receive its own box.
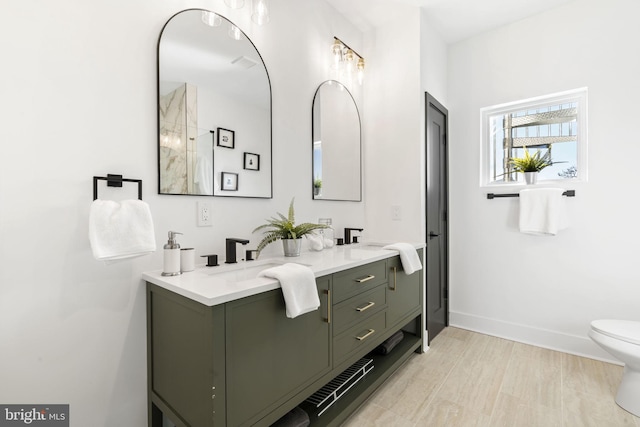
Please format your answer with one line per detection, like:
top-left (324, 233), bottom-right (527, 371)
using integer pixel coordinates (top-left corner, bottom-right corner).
top-left (93, 174), bottom-right (143, 200)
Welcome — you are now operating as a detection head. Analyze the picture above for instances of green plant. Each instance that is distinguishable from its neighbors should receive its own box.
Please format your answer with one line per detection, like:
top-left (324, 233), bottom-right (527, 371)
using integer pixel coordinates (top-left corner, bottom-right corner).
top-left (314, 178), bottom-right (322, 188)
top-left (509, 146), bottom-right (553, 173)
top-left (253, 198), bottom-right (328, 255)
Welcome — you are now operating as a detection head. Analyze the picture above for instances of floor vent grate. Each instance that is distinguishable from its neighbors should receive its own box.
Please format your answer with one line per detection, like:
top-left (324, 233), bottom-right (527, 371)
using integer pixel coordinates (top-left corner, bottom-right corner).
top-left (305, 358), bottom-right (374, 416)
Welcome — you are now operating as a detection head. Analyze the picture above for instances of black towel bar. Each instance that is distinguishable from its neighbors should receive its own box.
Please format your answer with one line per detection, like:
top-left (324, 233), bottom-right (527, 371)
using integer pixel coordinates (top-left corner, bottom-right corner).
top-left (93, 174), bottom-right (143, 200)
top-left (487, 190), bottom-right (575, 199)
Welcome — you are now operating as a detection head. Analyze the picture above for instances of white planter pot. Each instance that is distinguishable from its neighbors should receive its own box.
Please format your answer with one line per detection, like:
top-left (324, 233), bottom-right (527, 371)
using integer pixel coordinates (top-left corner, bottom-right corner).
top-left (524, 172), bottom-right (538, 185)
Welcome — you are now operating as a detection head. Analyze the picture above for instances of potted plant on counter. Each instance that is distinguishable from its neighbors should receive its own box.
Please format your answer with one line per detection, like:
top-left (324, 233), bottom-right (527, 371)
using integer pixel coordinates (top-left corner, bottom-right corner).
top-left (509, 146), bottom-right (553, 184)
top-left (253, 198), bottom-right (328, 257)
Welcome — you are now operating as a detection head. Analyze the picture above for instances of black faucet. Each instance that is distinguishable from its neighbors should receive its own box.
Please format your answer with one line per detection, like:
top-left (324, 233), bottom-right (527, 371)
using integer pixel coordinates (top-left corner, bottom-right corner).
top-left (225, 238), bottom-right (250, 264)
top-left (344, 228), bottom-right (363, 245)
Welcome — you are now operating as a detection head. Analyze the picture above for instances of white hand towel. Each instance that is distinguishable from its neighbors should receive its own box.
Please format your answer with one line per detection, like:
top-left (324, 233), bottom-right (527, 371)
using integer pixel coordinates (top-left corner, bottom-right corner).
top-left (258, 263), bottom-right (320, 318)
top-left (382, 243), bottom-right (422, 275)
top-left (89, 199), bottom-right (156, 262)
top-left (519, 188), bottom-right (568, 235)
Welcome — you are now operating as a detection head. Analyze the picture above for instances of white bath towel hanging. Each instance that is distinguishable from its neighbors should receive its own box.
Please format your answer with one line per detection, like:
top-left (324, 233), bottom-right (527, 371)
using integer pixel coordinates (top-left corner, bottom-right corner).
top-left (519, 188), bottom-right (568, 235)
top-left (382, 243), bottom-right (423, 275)
top-left (89, 199), bottom-right (156, 262)
top-left (258, 263), bottom-right (320, 318)
top-left (195, 155), bottom-right (213, 195)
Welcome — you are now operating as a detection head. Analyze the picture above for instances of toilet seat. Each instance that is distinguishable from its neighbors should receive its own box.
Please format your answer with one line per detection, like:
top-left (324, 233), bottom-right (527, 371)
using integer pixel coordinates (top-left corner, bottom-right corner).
top-left (591, 320), bottom-right (640, 346)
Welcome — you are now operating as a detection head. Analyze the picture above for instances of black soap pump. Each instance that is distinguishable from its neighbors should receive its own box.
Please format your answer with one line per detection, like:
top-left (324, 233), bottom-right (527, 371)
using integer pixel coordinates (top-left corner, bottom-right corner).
top-left (162, 231), bottom-right (182, 276)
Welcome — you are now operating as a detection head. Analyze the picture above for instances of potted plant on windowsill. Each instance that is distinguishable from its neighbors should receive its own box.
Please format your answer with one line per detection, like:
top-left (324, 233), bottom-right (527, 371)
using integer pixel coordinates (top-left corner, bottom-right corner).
top-left (253, 198), bottom-right (328, 257)
top-left (509, 146), bottom-right (553, 184)
top-left (313, 178), bottom-right (322, 196)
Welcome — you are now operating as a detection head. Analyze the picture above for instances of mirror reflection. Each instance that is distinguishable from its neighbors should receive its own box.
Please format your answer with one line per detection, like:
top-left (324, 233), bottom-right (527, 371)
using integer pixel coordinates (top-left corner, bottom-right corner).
top-left (312, 81), bottom-right (361, 201)
top-left (158, 9), bottom-right (272, 197)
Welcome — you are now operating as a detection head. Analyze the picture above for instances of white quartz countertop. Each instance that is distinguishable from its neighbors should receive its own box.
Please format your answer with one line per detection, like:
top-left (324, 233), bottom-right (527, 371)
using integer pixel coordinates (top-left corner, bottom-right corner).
top-left (143, 242), bottom-right (425, 306)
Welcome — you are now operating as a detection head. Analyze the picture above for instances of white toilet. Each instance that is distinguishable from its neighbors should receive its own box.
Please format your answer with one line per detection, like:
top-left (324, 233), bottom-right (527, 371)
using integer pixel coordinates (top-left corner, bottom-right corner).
top-left (589, 319), bottom-right (640, 416)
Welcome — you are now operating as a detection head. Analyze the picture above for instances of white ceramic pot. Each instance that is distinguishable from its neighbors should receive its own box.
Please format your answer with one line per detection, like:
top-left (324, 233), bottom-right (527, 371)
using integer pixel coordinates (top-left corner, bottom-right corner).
top-left (524, 172), bottom-right (538, 185)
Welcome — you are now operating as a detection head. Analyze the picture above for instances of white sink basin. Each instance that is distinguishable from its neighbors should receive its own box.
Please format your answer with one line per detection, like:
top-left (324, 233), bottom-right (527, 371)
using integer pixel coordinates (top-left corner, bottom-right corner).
top-left (350, 242), bottom-right (388, 250)
top-left (201, 260), bottom-right (309, 283)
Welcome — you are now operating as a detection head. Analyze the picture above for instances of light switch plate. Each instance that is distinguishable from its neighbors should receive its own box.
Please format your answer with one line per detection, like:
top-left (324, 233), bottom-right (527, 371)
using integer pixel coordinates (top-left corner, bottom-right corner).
top-left (391, 205), bottom-right (401, 221)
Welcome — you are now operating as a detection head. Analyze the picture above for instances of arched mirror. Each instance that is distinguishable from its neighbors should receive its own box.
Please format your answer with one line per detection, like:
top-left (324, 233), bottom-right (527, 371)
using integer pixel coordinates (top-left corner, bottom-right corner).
top-left (158, 9), bottom-right (272, 198)
top-left (312, 81), bottom-right (361, 201)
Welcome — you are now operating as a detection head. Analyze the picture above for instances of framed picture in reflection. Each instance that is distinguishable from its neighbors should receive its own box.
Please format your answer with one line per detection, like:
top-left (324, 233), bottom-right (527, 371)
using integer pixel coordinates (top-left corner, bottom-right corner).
top-left (217, 127), bottom-right (235, 149)
top-left (221, 172), bottom-right (238, 191)
top-left (243, 152), bottom-right (260, 171)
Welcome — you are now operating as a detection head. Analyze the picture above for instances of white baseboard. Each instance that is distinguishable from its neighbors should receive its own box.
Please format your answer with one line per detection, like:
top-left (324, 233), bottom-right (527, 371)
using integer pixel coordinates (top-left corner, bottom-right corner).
top-left (449, 310), bottom-right (621, 365)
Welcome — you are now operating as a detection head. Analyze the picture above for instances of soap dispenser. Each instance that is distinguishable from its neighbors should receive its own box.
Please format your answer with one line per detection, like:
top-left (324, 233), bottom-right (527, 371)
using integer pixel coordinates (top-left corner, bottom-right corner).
top-left (162, 231), bottom-right (182, 276)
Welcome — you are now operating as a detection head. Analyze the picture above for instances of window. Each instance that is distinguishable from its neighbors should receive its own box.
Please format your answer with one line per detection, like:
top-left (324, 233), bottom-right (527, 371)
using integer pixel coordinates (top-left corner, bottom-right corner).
top-left (480, 88), bottom-right (588, 187)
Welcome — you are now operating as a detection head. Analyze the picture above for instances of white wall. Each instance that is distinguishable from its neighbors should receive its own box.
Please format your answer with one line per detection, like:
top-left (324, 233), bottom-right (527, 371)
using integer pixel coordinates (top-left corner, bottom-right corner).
top-left (420, 10), bottom-right (448, 108)
top-left (0, 0), bottom-right (367, 424)
top-left (363, 7), bottom-right (424, 242)
top-left (447, 0), bottom-right (640, 362)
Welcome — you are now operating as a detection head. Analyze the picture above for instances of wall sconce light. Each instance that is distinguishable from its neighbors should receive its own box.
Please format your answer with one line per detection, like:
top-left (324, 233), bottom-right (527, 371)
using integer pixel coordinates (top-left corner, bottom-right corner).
top-left (221, 0), bottom-right (270, 26)
top-left (224, 0), bottom-right (245, 9)
top-left (202, 1), bottom-right (270, 41)
top-left (200, 10), bottom-right (244, 40)
top-left (201, 11), bottom-right (222, 27)
top-left (331, 37), bottom-right (365, 85)
top-left (251, 0), bottom-right (270, 25)
top-left (228, 24), bottom-right (243, 40)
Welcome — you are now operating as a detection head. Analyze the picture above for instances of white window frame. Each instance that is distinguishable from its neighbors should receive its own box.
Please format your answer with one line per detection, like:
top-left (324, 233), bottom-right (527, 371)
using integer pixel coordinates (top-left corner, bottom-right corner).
top-left (480, 88), bottom-right (588, 188)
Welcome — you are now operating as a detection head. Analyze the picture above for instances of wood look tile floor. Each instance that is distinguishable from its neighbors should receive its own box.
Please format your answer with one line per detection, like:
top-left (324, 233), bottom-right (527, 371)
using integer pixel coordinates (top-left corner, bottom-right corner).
top-left (342, 327), bottom-right (640, 427)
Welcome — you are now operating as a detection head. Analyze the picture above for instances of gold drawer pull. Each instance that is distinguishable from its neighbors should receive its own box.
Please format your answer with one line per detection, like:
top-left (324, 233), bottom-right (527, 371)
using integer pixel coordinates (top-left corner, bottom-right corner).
top-left (355, 301), bottom-right (375, 312)
top-left (355, 275), bottom-right (375, 283)
top-left (356, 329), bottom-right (375, 341)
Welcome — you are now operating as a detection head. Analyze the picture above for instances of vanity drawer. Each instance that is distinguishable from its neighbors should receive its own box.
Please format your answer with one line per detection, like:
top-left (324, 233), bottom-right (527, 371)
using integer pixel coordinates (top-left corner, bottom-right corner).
top-left (333, 285), bottom-right (387, 336)
top-left (332, 259), bottom-right (388, 303)
top-left (334, 311), bottom-right (386, 364)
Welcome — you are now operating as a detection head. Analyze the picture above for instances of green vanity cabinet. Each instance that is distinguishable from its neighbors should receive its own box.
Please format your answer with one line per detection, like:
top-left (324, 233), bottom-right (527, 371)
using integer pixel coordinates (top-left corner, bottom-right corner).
top-left (147, 277), bottom-right (331, 427)
top-left (147, 250), bottom-right (424, 427)
top-left (386, 249), bottom-right (423, 329)
top-left (224, 276), bottom-right (332, 426)
top-left (147, 285), bottom-right (225, 427)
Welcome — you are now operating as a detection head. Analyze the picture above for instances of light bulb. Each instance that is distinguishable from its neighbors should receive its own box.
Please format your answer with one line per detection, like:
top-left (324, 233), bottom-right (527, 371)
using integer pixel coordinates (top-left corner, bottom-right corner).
top-left (357, 57), bottom-right (365, 85)
top-left (345, 49), bottom-right (355, 76)
top-left (201, 11), bottom-right (222, 27)
top-left (251, 0), bottom-right (270, 25)
top-left (345, 49), bottom-right (354, 64)
top-left (224, 0), bottom-right (245, 9)
top-left (332, 40), bottom-right (343, 65)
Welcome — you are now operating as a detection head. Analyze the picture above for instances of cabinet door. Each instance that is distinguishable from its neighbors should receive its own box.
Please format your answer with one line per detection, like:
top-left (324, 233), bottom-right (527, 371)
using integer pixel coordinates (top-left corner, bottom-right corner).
top-left (225, 277), bottom-right (331, 426)
top-left (387, 253), bottom-right (422, 329)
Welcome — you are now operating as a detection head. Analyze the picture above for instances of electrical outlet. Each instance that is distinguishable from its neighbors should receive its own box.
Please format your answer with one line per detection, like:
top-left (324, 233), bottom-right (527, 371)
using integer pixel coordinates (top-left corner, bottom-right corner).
top-left (391, 205), bottom-right (402, 221)
top-left (197, 201), bottom-right (212, 227)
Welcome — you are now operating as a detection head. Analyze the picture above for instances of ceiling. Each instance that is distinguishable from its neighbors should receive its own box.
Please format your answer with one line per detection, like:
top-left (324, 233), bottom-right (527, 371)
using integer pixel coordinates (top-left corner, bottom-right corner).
top-left (324, 0), bottom-right (575, 44)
